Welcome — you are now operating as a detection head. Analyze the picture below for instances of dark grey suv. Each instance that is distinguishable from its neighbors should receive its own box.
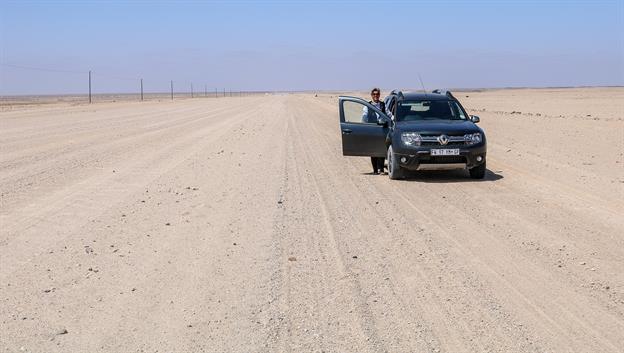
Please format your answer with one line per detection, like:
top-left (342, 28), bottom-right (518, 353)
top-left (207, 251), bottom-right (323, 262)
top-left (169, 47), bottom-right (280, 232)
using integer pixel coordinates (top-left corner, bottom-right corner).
top-left (338, 90), bottom-right (487, 180)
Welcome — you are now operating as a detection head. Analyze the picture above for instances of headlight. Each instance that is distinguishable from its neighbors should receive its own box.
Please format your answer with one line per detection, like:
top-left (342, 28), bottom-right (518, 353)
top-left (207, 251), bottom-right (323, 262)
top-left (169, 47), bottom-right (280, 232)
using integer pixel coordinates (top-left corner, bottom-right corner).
top-left (464, 133), bottom-right (482, 145)
top-left (401, 132), bottom-right (421, 146)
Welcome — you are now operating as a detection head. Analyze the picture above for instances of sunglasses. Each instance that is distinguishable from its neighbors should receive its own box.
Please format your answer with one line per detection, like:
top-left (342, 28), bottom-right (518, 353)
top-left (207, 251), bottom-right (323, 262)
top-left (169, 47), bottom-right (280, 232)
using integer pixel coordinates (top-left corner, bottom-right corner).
top-left (372, 92), bottom-right (380, 95)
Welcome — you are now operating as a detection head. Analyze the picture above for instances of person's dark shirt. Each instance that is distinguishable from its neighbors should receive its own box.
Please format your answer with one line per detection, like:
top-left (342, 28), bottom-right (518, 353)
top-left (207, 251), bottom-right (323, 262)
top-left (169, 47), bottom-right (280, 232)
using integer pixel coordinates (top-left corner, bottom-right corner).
top-left (361, 100), bottom-right (386, 123)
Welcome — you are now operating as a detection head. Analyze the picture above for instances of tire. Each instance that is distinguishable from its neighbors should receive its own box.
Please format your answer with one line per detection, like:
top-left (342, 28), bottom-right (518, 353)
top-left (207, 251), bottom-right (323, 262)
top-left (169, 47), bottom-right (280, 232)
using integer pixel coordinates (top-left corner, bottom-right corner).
top-left (469, 160), bottom-right (486, 179)
top-left (387, 145), bottom-right (404, 180)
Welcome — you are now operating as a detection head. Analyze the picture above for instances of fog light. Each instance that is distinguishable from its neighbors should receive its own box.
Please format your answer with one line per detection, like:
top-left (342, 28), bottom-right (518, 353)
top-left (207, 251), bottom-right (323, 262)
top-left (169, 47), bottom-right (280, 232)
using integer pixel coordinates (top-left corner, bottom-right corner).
top-left (400, 157), bottom-right (407, 163)
top-left (476, 156), bottom-right (483, 162)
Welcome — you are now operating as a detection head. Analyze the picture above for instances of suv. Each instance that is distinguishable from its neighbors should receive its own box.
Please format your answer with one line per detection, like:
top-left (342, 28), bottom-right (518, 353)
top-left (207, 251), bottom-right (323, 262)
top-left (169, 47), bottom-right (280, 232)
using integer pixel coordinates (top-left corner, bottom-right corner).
top-left (338, 90), bottom-right (487, 180)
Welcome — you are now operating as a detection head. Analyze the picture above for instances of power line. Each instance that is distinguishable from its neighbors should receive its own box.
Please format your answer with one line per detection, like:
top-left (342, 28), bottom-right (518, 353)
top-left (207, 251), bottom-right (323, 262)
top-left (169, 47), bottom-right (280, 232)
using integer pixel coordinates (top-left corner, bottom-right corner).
top-left (1, 63), bottom-right (141, 81)
top-left (1, 63), bottom-right (87, 75)
top-left (95, 73), bottom-right (139, 82)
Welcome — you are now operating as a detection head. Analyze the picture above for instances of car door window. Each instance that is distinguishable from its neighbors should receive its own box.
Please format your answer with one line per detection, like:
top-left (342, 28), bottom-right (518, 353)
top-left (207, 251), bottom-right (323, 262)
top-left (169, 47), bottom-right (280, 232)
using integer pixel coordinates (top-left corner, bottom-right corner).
top-left (343, 100), bottom-right (380, 124)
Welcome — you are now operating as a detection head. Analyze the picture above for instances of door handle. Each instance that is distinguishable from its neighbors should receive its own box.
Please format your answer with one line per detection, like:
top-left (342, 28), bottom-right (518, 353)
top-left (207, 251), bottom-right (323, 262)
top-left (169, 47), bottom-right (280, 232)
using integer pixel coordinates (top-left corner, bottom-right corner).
top-left (342, 129), bottom-right (353, 135)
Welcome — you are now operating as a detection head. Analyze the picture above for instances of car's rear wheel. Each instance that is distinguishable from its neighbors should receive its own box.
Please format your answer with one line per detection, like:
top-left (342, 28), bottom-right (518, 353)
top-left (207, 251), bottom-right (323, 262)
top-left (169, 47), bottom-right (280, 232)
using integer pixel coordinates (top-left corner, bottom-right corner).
top-left (469, 160), bottom-right (486, 179)
top-left (387, 145), bottom-right (404, 180)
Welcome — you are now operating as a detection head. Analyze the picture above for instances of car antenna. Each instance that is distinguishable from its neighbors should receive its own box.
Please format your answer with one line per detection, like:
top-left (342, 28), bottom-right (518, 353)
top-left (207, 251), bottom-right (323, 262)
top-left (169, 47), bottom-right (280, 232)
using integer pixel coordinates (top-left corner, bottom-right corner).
top-left (418, 74), bottom-right (428, 98)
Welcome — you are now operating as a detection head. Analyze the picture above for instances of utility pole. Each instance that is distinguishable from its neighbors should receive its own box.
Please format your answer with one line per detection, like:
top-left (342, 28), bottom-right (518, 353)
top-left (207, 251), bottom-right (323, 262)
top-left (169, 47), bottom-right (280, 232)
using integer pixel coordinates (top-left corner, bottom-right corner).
top-left (223, 88), bottom-right (225, 97)
top-left (170, 80), bottom-right (174, 100)
top-left (204, 84), bottom-right (207, 97)
top-left (215, 88), bottom-right (217, 98)
top-left (191, 83), bottom-right (194, 98)
top-left (140, 78), bottom-right (144, 101)
top-left (88, 70), bottom-right (92, 103)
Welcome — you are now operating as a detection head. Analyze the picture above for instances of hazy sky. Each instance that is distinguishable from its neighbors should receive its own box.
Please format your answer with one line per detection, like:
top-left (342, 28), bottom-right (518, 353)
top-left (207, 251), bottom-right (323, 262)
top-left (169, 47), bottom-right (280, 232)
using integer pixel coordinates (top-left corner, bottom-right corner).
top-left (1, 0), bottom-right (623, 95)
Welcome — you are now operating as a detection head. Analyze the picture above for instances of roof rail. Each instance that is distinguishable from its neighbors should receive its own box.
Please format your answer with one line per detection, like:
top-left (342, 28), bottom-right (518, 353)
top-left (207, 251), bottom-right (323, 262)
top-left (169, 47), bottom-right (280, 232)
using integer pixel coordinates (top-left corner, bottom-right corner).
top-left (390, 89), bottom-right (404, 98)
top-left (432, 89), bottom-right (456, 100)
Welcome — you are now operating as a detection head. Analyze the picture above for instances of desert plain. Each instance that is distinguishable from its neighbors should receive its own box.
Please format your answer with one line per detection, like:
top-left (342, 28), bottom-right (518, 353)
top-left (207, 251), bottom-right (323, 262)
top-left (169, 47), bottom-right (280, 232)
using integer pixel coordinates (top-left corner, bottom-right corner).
top-left (0, 87), bottom-right (623, 352)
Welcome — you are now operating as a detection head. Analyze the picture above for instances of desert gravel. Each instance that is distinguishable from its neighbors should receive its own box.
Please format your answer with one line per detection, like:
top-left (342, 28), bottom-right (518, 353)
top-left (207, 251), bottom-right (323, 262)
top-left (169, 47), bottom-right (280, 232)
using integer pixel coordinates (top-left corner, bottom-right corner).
top-left (1, 88), bottom-right (623, 352)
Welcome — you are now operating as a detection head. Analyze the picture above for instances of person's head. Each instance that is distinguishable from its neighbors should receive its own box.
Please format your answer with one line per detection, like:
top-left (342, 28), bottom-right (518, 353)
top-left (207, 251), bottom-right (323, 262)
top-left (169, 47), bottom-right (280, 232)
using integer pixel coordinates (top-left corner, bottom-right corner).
top-left (370, 88), bottom-right (381, 102)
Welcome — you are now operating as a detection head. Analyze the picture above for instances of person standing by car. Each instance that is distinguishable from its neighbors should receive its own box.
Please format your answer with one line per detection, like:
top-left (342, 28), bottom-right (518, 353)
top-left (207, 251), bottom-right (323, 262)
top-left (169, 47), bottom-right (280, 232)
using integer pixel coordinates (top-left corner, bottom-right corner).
top-left (361, 88), bottom-right (386, 174)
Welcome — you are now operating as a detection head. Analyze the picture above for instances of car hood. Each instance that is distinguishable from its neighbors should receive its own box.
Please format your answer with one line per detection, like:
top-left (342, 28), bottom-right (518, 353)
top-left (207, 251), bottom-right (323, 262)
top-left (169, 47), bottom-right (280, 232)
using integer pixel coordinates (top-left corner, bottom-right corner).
top-left (395, 120), bottom-right (481, 135)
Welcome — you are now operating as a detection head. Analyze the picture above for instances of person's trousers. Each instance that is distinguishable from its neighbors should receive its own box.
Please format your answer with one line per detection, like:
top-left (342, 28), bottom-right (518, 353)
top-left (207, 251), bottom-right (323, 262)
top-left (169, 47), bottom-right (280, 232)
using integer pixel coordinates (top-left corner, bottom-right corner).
top-left (370, 157), bottom-right (385, 173)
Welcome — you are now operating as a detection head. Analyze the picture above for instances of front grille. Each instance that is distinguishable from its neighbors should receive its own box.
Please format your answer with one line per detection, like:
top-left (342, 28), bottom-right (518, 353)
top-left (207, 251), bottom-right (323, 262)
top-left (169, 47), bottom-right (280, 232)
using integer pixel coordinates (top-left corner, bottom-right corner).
top-left (422, 141), bottom-right (465, 146)
top-left (421, 134), bottom-right (466, 146)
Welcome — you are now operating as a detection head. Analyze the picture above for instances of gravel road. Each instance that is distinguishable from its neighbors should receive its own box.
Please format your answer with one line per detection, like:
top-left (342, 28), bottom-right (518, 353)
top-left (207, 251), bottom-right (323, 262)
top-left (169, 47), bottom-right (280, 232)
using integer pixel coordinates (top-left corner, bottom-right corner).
top-left (1, 88), bottom-right (623, 352)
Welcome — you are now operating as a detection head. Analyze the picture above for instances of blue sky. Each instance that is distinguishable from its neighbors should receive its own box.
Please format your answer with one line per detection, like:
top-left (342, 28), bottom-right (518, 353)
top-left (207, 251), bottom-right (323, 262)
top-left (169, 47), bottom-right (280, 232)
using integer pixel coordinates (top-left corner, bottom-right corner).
top-left (1, 0), bottom-right (623, 94)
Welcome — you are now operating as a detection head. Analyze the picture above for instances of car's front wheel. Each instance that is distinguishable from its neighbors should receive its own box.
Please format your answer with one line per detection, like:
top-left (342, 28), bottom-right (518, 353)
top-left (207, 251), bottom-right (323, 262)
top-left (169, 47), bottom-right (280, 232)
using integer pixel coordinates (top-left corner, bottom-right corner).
top-left (469, 160), bottom-right (486, 179)
top-left (387, 145), bottom-right (404, 180)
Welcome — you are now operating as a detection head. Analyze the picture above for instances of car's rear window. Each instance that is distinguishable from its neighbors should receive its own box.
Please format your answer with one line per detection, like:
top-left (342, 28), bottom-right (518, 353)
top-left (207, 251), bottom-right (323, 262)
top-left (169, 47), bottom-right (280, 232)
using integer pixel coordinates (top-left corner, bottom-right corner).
top-left (396, 100), bottom-right (467, 121)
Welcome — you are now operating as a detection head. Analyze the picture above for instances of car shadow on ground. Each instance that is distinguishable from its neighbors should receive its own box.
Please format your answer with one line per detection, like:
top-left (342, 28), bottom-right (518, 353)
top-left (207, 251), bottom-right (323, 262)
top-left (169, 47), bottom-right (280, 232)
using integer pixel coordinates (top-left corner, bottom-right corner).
top-left (363, 169), bottom-right (504, 183)
top-left (403, 168), bottom-right (504, 183)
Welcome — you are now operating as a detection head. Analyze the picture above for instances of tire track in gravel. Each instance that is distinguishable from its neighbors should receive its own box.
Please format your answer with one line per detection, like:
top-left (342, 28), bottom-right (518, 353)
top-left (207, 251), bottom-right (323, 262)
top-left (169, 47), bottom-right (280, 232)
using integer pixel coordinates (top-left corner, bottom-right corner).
top-left (286, 96), bottom-right (520, 351)
top-left (0, 100), bottom-right (254, 217)
top-left (1, 97), bottom-right (289, 352)
top-left (0, 98), bottom-right (271, 279)
top-left (290, 96), bottom-right (541, 352)
top-left (384, 185), bottom-right (622, 352)
top-left (264, 98), bottom-right (385, 352)
top-left (487, 143), bottom-right (623, 219)
top-left (428, 159), bottom-right (624, 312)
top-left (0, 102), bottom-right (230, 165)
top-left (1, 93), bottom-right (622, 352)
top-left (0, 102), bottom-right (252, 200)
top-left (296, 94), bottom-right (623, 352)
top-left (0, 103), bottom-right (237, 210)
top-left (0, 99), bottom-right (209, 143)
top-left (0, 98), bottom-right (258, 209)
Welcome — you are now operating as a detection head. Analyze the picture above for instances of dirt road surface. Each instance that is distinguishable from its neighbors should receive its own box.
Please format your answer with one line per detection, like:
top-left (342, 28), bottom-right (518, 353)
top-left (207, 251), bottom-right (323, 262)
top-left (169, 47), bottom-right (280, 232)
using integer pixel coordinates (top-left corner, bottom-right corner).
top-left (1, 88), bottom-right (623, 352)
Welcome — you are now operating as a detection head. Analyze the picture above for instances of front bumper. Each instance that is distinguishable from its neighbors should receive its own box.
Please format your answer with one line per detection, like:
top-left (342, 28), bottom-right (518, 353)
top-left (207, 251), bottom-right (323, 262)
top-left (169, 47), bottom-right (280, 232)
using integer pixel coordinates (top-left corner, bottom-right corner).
top-left (393, 144), bottom-right (487, 171)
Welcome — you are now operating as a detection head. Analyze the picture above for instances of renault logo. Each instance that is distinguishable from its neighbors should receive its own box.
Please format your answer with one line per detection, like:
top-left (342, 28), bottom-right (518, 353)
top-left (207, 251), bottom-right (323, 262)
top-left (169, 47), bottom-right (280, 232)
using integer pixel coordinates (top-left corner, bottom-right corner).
top-left (437, 135), bottom-right (449, 145)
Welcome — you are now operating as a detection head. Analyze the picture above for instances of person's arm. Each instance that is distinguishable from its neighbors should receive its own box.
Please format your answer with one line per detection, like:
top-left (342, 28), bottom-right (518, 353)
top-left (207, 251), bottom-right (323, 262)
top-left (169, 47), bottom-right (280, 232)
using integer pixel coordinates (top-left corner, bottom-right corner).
top-left (385, 106), bottom-right (394, 121)
top-left (377, 103), bottom-right (386, 123)
top-left (361, 106), bottom-right (369, 123)
top-left (384, 99), bottom-right (395, 121)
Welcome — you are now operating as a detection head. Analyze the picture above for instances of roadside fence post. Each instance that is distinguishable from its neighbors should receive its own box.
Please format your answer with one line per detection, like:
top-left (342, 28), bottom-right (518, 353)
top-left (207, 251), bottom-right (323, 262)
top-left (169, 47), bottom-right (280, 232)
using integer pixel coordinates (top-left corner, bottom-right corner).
top-left (88, 70), bottom-right (92, 103)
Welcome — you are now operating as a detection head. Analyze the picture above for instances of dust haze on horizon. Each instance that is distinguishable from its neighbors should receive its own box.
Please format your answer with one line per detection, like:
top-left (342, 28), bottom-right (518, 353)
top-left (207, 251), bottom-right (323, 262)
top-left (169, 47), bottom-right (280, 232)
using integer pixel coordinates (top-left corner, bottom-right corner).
top-left (1, 0), bottom-right (623, 95)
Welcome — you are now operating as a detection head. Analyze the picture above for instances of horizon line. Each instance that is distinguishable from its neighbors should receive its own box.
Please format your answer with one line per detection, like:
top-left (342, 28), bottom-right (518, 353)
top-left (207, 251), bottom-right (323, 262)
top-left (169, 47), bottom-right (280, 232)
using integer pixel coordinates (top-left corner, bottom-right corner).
top-left (2, 85), bottom-right (623, 98)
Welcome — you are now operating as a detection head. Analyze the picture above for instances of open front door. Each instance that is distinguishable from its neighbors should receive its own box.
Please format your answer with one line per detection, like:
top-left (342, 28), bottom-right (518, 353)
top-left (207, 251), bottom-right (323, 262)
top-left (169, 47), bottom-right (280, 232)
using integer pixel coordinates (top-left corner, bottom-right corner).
top-left (339, 96), bottom-right (390, 157)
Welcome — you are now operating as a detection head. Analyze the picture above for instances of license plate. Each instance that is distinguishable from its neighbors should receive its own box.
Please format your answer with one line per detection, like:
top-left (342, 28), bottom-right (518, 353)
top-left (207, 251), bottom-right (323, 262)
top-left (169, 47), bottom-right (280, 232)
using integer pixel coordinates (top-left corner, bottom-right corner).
top-left (431, 149), bottom-right (460, 156)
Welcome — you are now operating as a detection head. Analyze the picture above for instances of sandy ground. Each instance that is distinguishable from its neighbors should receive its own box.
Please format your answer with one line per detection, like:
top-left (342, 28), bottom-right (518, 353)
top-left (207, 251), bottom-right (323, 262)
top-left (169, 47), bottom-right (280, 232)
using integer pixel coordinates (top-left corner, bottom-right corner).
top-left (0, 88), bottom-right (623, 352)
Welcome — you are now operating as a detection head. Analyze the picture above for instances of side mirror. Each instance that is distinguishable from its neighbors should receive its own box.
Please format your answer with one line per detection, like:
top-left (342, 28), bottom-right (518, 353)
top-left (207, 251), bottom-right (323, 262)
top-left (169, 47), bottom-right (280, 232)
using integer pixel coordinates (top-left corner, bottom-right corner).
top-left (470, 115), bottom-right (480, 123)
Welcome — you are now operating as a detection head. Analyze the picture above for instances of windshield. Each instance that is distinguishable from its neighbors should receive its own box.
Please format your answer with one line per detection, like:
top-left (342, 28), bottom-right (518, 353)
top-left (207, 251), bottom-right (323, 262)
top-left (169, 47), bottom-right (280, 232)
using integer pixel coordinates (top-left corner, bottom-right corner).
top-left (396, 100), bottom-right (467, 122)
